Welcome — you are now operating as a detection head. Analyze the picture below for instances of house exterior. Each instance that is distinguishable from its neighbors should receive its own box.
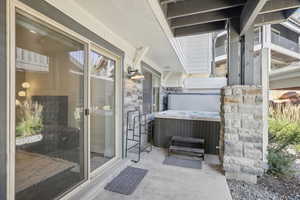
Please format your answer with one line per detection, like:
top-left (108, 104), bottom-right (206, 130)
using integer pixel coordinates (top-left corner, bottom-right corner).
top-left (214, 16), bottom-right (300, 90)
top-left (0, 0), bottom-right (299, 200)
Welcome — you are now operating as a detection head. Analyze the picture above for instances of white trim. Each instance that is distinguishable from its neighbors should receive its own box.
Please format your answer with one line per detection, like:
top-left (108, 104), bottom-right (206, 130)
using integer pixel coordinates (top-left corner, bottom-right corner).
top-left (270, 43), bottom-right (300, 60)
top-left (270, 65), bottom-right (300, 81)
top-left (7, 0), bottom-right (15, 199)
top-left (146, 0), bottom-right (186, 73)
top-left (281, 21), bottom-right (300, 35)
top-left (89, 43), bottom-right (122, 177)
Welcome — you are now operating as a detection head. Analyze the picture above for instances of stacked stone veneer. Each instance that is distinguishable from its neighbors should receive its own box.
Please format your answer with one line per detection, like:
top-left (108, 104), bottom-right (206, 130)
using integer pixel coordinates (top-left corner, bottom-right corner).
top-left (220, 85), bottom-right (266, 183)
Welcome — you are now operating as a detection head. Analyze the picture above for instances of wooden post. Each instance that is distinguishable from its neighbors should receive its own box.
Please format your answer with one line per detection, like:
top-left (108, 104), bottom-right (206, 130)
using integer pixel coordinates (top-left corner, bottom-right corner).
top-left (227, 19), bottom-right (242, 85)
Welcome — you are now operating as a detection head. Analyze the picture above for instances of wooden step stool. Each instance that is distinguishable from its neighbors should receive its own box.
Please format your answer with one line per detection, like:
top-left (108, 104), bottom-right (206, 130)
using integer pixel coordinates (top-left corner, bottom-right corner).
top-left (168, 136), bottom-right (205, 160)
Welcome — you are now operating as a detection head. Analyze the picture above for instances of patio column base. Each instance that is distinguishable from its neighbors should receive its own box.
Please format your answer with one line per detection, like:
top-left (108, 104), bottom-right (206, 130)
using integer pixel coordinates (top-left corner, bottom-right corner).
top-left (220, 85), bottom-right (267, 184)
top-left (225, 172), bottom-right (257, 184)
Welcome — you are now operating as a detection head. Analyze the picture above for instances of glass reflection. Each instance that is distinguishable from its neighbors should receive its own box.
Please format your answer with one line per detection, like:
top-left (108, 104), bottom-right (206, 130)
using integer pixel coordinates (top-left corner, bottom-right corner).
top-left (15, 14), bottom-right (85, 200)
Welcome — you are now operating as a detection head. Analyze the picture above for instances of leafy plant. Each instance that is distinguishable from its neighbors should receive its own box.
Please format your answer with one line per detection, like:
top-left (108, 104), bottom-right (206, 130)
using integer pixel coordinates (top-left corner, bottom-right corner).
top-left (16, 100), bottom-right (44, 137)
top-left (269, 103), bottom-right (300, 152)
top-left (267, 147), bottom-right (295, 176)
top-left (268, 103), bottom-right (300, 176)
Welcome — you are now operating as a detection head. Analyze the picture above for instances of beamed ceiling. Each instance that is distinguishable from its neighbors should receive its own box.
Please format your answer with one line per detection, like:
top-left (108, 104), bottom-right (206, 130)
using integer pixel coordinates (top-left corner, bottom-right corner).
top-left (160, 0), bottom-right (300, 37)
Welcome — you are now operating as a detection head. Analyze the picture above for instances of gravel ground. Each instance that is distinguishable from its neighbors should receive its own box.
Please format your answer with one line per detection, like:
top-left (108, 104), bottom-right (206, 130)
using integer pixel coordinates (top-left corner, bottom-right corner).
top-left (228, 175), bottom-right (300, 200)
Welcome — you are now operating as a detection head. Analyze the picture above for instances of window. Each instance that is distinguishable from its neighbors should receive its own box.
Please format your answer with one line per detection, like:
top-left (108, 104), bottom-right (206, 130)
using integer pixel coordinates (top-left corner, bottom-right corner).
top-left (142, 64), bottom-right (161, 113)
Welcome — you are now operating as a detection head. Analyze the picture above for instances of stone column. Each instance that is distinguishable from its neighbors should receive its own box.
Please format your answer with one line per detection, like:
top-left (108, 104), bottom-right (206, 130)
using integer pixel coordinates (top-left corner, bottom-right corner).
top-left (220, 85), bottom-right (266, 183)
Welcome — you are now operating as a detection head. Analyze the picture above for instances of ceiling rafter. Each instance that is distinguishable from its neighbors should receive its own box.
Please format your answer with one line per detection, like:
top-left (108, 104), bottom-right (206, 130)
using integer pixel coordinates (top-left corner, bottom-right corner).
top-left (170, 7), bottom-right (242, 29)
top-left (167, 0), bottom-right (246, 19)
top-left (174, 21), bottom-right (226, 37)
top-left (260, 0), bottom-right (300, 14)
top-left (159, 0), bottom-right (300, 37)
top-left (240, 0), bottom-right (268, 35)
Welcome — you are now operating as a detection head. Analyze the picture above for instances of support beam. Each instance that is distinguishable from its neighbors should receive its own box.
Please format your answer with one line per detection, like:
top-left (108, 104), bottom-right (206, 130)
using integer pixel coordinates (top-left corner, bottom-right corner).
top-left (240, 0), bottom-right (268, 35)
top-left (261, 47), bottom-right (270, 162)
top-left (254, 11), bottom-right (287, 27)
top-left (170, 7), bottom-right (242, 29)
top-left (260, 0), bottom-right (300, 14)
top-left (241, 26), bottom-right (256, 85)
top-left (167, 0), bottom-right (246, 19)
top-left (174, 21), bottom-right (226, 37)
top-left (227, 19), bottom-right (242, 85)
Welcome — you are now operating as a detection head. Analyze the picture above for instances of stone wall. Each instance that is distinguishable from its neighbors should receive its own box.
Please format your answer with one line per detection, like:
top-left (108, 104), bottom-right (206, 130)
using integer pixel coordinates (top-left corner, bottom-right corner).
top-left (220, 85), bottom-right (266, 183)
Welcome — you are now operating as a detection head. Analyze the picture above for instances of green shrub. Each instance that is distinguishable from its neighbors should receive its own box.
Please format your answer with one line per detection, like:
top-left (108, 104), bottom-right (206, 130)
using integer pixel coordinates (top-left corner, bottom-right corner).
top-left (269, 104), bottom-right (300, 151)
top-left (268, 104), bottom-right (300, 176)
top-left (267, 148), bottom-right (295, 176)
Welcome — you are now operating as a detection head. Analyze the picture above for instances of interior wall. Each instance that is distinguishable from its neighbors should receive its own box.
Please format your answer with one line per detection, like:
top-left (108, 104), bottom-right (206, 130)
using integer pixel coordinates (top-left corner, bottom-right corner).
top-left (0, 0), bottom-right (7, 199)
top-left (16, 25), bottom-right (83, 128)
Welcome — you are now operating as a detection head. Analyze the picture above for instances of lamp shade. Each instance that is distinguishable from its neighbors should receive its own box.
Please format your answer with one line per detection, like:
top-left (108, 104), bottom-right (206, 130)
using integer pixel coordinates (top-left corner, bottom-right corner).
top-left (130, 71), bottom-right (144, 80)
top-left (22, 82), bottom-right (31, 89)
top-left (127, 66), bottom-right (144, 80)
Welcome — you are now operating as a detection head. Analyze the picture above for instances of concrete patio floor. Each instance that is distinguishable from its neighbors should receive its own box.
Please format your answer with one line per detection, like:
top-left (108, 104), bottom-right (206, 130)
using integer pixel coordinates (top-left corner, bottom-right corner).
top-left (86, 147), bottom-right (232, 200)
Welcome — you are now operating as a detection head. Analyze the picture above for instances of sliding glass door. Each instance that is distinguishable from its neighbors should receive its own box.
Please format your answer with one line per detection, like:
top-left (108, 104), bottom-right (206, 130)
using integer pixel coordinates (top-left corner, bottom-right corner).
top-left (13, 6), bottom-right (121, 200)
top-left (89, 48), bottom-right (116, 172)
top-left (15, 14), bottom-right (86, 200)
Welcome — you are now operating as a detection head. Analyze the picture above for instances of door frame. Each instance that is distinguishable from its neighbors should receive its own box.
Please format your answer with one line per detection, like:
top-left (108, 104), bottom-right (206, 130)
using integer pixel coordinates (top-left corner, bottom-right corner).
top-left (7, 1), bottom-right (124, 199)
top-left (88, 43), bottom-right (122, 178)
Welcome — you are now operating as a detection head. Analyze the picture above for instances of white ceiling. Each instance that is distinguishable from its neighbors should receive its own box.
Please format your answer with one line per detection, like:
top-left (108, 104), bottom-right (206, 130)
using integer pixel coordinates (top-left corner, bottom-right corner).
top-left (73, 0), bottom-right (184, 72)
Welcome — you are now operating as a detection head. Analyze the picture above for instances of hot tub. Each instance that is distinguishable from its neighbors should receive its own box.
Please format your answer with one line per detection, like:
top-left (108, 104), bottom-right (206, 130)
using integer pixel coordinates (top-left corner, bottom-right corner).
top-left (153, 110), bottom-right (221, 155)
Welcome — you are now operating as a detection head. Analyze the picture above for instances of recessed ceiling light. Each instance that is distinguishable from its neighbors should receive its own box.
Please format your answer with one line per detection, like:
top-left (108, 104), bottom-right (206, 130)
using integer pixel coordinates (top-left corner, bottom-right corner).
top-left (30, 30), bottom-right (37, 34)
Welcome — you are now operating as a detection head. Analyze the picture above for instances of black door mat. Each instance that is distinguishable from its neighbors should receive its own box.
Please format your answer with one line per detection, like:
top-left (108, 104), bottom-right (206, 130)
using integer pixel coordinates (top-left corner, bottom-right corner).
top-left (104, 166), bottom-right (148, 195)
top-left (163, 156), bottom-right (202, 169)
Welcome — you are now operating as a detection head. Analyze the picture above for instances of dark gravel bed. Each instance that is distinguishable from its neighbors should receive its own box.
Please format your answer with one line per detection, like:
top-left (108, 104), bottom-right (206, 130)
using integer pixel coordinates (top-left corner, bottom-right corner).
top-left (228, 175), bottom-right (300, 200)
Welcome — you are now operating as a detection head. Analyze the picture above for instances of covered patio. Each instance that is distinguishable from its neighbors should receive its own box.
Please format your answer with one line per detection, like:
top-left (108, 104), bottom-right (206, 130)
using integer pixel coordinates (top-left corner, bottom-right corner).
top-left (71, 148), bottom-right (232, 200)
top-left (1, 0), bottom-right (300, 200)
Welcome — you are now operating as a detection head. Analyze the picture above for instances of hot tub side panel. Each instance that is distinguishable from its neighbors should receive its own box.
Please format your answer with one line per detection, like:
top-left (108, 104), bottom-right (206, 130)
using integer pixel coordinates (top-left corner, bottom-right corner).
top-left (154, 118), bottom-right (220, 155)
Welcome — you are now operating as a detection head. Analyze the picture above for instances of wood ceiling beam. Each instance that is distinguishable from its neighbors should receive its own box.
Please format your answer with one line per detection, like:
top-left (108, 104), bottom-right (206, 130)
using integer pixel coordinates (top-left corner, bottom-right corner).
top-left (260, 0), bottom-right (300, 14)
top-left (240, 0), bottom-right (268, 35)
top-left (170, 7), bottom-right (242, 29)
top-left (254, 11), bottom-right (288, 27)
top-left (167, 0), bottom-right (246, 19)
top-left (174, 21), bottom-right (226, 37)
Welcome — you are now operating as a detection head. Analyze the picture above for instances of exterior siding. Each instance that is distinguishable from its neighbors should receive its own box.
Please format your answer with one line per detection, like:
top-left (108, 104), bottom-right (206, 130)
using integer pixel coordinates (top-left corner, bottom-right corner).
top-left (0, 0), bottom-right (7, 199)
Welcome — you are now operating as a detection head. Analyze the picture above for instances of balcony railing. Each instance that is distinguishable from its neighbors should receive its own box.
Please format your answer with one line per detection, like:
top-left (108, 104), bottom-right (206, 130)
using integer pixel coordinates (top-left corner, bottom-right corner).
top-left (271, 32), bottom-right (300, 53)
top-left (215, 33), bottom-right (300, 59)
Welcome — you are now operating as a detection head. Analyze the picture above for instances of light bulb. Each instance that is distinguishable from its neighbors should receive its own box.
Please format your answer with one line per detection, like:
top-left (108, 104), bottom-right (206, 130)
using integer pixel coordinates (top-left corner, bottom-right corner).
top-left (18, 91), bottom-right (26, 97)
top-left (22, 82), bottom-right (31, 89)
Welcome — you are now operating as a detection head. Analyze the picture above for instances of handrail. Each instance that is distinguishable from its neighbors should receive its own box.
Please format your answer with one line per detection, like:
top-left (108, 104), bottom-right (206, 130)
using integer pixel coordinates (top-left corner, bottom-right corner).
top-left (271, 32), bottom-right (300, 53)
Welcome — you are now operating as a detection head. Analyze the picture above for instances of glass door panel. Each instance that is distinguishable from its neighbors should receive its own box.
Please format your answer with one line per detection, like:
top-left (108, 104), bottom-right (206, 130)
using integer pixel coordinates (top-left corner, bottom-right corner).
top-left (15, 14), bottom-right (86, 200)
top-left (90, 50), bottom-right (116, 172)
